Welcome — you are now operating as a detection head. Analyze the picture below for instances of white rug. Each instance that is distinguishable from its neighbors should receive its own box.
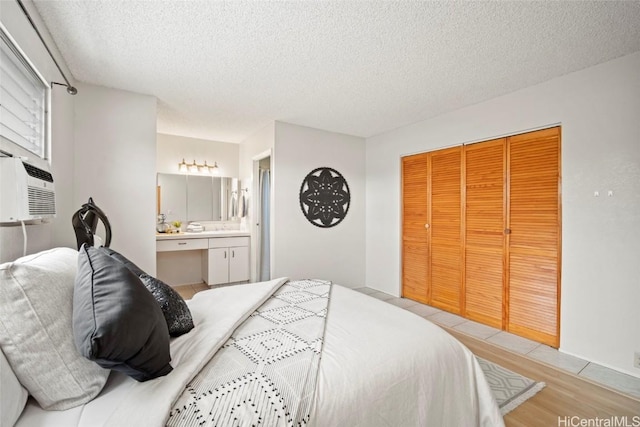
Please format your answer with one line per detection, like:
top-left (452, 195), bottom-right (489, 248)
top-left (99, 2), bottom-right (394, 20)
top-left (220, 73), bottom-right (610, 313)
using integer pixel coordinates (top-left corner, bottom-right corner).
top-left (478, 357), bottom-right (546, 415)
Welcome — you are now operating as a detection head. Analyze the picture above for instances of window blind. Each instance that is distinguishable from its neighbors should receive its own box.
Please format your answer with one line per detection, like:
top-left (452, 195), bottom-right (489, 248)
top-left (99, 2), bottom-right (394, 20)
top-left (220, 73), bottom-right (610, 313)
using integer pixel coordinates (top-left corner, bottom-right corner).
top-left (0, 29), bottom-right (47, 158)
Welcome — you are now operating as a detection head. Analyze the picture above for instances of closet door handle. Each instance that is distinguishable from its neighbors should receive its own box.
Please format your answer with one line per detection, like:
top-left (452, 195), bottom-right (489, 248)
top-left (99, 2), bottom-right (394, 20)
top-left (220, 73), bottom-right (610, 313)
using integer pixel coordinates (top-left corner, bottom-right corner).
top-left (504, 228), bottom-right (512, 235)
top-left (424, 223), bottom-right (430, 229)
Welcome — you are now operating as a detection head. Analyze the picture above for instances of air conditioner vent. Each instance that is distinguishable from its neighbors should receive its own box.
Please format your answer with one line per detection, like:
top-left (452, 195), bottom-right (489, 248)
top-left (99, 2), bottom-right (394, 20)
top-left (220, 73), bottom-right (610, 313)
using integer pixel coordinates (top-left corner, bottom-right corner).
top-left (23, 162), bottom-right (54, 183)
top-left (27, 186), bottom-right (56, 216)
top-left (0, 157), bottom-right (56, 221)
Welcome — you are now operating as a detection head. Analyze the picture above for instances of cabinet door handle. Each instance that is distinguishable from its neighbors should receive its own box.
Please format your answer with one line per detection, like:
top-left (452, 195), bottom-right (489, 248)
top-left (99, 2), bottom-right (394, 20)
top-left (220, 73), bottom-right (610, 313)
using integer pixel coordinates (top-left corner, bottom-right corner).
top-left (424, 223), bottom-right (430, 229)
top-left (232, 250), bottom-right (235, 258)
top-left (224, 251), bottom-right (227, 259)
top-left (178, 242), bottom-right (187, 245)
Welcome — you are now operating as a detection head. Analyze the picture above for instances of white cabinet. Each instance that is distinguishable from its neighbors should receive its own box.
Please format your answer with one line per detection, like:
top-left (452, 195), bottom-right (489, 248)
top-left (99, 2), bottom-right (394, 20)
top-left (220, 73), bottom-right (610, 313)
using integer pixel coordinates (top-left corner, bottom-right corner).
top-left (229, 246), bottom-right (249, 283)
top-left (205, 237), bottom-right (250, 285)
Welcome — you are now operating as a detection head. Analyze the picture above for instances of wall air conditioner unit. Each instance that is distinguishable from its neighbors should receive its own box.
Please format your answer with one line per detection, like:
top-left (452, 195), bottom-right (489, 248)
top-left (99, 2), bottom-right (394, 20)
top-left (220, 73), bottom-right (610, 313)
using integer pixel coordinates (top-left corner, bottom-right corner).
top-left (0, 157), bottom-right (56, 222)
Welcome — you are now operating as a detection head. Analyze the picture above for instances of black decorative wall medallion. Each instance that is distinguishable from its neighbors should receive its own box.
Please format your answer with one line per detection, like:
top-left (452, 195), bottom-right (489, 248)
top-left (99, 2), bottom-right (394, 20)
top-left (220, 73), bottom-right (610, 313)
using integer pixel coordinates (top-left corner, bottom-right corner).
top-left (299, 167), bottom-right (350, 228)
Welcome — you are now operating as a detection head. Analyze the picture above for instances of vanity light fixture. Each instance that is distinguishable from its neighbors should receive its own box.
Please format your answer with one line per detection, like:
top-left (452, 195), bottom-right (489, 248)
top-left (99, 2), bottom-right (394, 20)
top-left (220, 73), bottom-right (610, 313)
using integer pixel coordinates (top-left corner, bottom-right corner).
top-left (177, 159), bottom-right (220, 175)
top-left (199, 161), bottom-right (211, 174)
top-left (210, 162), bottom-right (219, 175)
top-left (188, 160), bottom-right (199, 174)
top-left (178, 159), bottom-right (188, 173)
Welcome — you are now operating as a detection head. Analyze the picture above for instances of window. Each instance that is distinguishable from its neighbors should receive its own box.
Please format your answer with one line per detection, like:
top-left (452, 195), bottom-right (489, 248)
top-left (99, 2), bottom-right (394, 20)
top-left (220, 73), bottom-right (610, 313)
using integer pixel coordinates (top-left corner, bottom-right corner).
top-left (0, 29), bottom-right (48, 158)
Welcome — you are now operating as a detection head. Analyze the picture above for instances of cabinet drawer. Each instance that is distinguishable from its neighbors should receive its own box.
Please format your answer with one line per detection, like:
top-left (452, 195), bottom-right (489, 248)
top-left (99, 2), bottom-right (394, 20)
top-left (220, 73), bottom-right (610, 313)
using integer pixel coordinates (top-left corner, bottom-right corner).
top-left (157, 238), bottom-right (208, 252)
top-left (208, 236), bottom-right (250, 249)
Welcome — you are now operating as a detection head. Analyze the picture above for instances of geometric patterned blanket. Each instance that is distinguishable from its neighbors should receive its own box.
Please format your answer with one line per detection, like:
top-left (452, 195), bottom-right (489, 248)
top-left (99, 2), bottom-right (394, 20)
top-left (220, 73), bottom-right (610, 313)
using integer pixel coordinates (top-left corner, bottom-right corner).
top-left (167, 279), bottom-right (332, 427)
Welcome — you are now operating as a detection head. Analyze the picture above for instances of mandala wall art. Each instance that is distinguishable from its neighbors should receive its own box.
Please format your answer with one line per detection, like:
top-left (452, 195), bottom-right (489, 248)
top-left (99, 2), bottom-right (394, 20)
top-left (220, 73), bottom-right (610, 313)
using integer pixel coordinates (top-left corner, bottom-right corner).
top-left (299, 167), bottom-right (350, 228)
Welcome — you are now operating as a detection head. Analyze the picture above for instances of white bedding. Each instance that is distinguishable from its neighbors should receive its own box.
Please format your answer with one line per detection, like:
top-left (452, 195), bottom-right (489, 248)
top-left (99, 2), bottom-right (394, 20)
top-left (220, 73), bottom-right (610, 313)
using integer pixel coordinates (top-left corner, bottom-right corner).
top-left (16, 279), bottom-right (503, 427)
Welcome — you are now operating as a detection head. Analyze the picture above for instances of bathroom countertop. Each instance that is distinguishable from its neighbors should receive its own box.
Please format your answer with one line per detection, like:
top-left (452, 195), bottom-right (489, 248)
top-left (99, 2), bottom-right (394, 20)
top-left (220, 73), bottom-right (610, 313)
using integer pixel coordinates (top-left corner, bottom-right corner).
top-left (156, 230), bottom-right (250, 240)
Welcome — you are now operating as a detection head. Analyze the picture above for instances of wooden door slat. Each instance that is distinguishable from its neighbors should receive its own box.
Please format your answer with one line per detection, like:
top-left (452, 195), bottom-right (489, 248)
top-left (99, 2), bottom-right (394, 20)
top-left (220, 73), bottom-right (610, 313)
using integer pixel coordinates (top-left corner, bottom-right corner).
top-left (402, 153), bottom-right (430, 303)
top-left (464, 139), bottom-right (505, 327)
top-left (430, 147), bottom-right (463, 314)
top-left (507, 127), bottom-right (561, 347)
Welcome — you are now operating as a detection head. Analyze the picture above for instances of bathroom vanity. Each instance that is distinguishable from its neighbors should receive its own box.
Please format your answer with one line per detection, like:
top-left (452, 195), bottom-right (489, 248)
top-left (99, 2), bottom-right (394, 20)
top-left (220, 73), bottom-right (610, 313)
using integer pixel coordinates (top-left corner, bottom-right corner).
top-left (156, 171), bottom-right (250, 287)
top-left (156, 230), bottom-right (250, 287)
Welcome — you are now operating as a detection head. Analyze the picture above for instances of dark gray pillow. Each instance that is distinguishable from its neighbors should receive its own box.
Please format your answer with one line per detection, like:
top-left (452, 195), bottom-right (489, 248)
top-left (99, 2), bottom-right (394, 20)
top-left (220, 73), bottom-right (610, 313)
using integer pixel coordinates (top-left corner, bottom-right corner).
top-left (73, 244), bottom-right (173, 382)
top-left (99, 247), bottom-right (194, 337)
top-left (99, 247), bottom-right (145, 277)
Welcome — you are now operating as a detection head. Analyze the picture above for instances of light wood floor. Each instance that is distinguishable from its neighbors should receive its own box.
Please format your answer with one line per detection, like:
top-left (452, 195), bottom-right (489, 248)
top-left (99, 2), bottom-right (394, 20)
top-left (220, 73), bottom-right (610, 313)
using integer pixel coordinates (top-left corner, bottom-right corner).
top-left (174, 282), bottom-right (209, 300)
top-left (444, 327), bottom-right (640, 426)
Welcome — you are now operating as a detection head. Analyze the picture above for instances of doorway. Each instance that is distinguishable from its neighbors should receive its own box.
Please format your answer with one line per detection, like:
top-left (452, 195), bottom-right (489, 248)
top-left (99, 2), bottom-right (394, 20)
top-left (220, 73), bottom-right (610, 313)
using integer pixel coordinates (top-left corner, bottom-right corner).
top-left (253, 153), bottom-right (271, 282)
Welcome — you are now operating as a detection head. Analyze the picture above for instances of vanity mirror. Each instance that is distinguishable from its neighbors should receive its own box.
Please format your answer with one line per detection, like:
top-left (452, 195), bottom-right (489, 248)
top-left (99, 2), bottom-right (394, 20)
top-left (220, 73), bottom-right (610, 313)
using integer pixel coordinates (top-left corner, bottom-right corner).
top-left (157, 173), bottom-right (240, 223)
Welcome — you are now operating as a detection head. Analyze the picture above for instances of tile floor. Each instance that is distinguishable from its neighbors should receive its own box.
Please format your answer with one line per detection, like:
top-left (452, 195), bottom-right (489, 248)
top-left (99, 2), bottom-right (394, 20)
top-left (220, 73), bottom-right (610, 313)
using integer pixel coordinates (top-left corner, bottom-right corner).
top-left (354, 286), bottom-right (640, 400)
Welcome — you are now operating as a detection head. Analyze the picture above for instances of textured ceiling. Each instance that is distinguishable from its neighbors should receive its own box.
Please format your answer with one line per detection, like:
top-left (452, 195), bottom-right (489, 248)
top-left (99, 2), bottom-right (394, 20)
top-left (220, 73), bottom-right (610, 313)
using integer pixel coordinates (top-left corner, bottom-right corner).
top-left (32, 1), bottom-right (640, 143)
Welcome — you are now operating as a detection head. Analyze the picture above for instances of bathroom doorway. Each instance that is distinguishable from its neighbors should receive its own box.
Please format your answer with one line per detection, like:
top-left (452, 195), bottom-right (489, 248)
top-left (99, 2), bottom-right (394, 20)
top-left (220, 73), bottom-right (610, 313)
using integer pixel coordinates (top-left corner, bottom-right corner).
top-left (253, 152), bottom-right (271, 282)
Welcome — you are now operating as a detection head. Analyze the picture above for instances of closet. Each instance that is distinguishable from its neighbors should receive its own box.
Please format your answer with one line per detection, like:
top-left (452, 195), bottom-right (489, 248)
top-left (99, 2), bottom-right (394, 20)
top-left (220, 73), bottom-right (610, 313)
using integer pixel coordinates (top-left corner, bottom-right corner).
top-left (401, 127), bottom-right (561, 347)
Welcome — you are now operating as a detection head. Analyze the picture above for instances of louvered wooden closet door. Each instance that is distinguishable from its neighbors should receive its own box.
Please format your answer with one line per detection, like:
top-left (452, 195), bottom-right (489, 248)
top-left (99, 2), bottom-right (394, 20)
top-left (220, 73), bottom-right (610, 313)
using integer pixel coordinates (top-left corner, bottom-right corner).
top-left (402, 153), bottom-right (429, 304)
top-left (429, 147), bottom-right (463, 313)
top-left (507, 127), bottom-right (561, 347)
top-left (464, 139), bottom-right (506, 328)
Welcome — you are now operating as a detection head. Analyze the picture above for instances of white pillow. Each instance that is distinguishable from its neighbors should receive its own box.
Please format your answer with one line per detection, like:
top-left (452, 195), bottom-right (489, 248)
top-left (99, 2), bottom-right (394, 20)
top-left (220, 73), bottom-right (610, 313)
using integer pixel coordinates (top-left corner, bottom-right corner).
top-left (1, 348), bottom-right (27, 427)
top-left (0, 247), bottom-right (109, 410)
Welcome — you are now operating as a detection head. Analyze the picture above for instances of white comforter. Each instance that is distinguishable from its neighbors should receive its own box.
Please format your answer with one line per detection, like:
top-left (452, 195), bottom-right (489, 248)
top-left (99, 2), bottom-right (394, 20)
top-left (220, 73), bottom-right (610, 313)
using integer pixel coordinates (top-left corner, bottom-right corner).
top-left (17, 279), bottom-right (504, 427)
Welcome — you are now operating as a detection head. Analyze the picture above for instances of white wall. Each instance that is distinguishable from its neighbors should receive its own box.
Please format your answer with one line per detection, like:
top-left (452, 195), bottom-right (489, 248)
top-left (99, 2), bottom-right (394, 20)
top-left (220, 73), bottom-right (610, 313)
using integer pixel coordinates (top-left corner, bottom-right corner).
top-left (239, 122), bottom-right (275, 183)
top-left (49, 85), bottom-right (77, 250)
top-left (156, 133), bottom-right (239, 177)
top-left (74, 83), bottom-right (157, 274)
top-left (273, 122), bottom-right (366, 287)
top-left (366, 52), bottom-right (640, 377)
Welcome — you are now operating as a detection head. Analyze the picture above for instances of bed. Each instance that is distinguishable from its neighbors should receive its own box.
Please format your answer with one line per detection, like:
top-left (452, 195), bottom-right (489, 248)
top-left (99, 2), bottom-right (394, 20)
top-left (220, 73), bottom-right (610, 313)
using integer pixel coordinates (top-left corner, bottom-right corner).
top-left (1, 247), bottom-right (503, 427)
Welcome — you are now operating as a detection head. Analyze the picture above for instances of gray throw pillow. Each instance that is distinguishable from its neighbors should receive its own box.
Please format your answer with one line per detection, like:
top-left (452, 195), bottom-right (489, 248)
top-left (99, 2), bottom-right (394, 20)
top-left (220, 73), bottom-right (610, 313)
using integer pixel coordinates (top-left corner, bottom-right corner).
top-left (99, 247), bottom-right (145, 276)
top-left (73, 245), bottom-right (173, 382)
top-left (99, 247), bottom-right (194, 337)
top-left (0, 247), bottom-right (109, 410)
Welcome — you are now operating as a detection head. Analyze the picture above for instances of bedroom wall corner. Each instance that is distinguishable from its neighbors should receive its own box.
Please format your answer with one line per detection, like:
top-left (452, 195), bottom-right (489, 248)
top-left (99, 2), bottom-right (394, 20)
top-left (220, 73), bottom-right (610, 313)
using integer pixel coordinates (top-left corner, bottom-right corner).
top-left (272, 122), bottom-right (366, 288)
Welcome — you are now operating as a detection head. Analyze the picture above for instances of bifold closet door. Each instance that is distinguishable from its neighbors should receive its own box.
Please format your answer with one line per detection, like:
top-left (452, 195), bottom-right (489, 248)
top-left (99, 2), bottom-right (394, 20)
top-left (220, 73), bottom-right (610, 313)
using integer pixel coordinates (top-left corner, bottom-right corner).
top-left (429, 147), bottom-right (463, 314)
top-left (401, 153), bottom-right (429, 304)
top-left (464, 139), bottom-right (506, 328)
top-left (507, 127), bottom-right (561, 347)
top-left (401, 127), bottom-right (560, 347)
